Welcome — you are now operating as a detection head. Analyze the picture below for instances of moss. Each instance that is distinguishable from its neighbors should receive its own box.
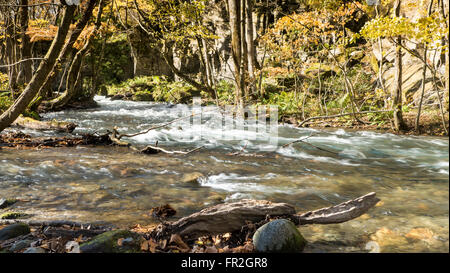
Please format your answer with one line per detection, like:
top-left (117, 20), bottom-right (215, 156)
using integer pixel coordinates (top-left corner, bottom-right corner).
top-left (0, 212), bottom-right (30, 220)
top-left (0, 198), bottom-right (17, 209)
top-left (0, 223), bottom-right (31, 241)
top-left (80, 230), bottom-right (144, 253)
top-left (133, 91), bottom-right (153, 101)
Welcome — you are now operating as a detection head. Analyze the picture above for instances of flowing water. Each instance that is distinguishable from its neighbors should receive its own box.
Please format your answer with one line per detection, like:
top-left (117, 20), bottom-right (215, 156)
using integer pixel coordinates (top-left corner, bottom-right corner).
top-left (0, 96), bottom-right (448, 252)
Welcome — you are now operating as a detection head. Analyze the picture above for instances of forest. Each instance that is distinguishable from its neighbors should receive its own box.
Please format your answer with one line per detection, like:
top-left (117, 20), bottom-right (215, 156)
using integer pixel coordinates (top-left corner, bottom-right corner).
top-left (0, 0), bottom-right (449, 255)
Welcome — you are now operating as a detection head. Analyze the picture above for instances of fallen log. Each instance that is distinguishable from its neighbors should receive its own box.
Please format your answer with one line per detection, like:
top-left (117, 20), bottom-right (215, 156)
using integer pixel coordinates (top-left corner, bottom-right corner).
top-left (0, 219), bottom-right (115, 230)
top-left (12, 116), bottom-right (77, 133)
top-left (152, 192), bottom-right (379, 241)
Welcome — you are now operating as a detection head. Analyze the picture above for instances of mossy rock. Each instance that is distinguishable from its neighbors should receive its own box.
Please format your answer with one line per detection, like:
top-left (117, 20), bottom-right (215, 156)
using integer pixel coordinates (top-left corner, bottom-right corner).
top-left (133, 91), bottom-right (154, 101)
top-left (0, 223), bottom-right (31, 241)
top-left (80, 230), bottom-right (144, 253)
top-left (252, 219), bottom-right (307, 253)
top-left (0, 211), bottom-right (30, 220)
top-left (0, 198), bottom-right (17, 209)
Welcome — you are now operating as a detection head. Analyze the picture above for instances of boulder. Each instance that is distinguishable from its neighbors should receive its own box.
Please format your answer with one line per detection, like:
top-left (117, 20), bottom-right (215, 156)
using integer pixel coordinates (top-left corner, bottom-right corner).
top-left (0, 223), bottom-right (31, 241)
top-left (80, 230), bottom-right (143, 253)
top-left (252, 219), bottom-right (306, 253)
top-left (9, 239), bottom-right (33, 252)
top-left (0, 198), bottom-right (17, 209)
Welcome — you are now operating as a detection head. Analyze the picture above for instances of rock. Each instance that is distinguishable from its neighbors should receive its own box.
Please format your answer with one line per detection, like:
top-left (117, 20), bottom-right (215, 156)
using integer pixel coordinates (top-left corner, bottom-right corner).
top-left (252, 219), bottom-right (306, 253)
top-left (180, 172), bottom-right (204, 184)
top-left (9, 239), bottom-right (33, 252)
top-left (23, 247), bottom-right (46, 253)
top-left (0, 211), bottom-right (30, 219)
top-left (0, 198), bottom-right (17, 209)
top-left (110, 94), bottom-right (124, 100)
top-left (80, 230), bottom-right (143, 253)
top-left (0, 223), bottom-right (31, 241)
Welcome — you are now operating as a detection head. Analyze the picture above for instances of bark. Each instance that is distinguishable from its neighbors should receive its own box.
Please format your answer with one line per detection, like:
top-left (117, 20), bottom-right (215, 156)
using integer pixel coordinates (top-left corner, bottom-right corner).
top-left (152, 193), bottom-right (379, 240)
top-left (38, 0), bottom-right (98, 101)
top-left (161, 51), bottom-right (216, 98)
top-left (228, 0), bottom-right (244, 107)
top-left (392, 0), bottom-right (407, 131)
top-left (415, 0), bottom-right (434, 132)
top-left (246, 0), bottom-right (256, 98)
top-left (0, 5), bottom-right (76, 133)
top-left (18, 0), bottom-right (32, 85)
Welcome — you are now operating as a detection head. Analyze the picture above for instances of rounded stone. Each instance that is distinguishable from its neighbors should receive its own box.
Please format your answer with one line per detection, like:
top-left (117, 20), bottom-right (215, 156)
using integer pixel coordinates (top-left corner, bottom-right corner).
top-left (252, 219), bottom-right (307, 253)
top-left (0, 223), bottom-right (31, 241)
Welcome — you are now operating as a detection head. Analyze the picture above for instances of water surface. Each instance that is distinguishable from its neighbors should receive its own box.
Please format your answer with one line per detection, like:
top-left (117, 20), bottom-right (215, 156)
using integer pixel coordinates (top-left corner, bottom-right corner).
top-left (0, 96), bottom-right (448, 252)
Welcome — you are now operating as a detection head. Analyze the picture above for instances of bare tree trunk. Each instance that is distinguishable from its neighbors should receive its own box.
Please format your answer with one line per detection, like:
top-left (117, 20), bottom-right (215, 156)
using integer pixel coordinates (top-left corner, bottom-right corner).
top-left (38, 0), bottom-right (98, 102)
top-left (44, 0), bottom-right (105, 111)
top-left (393, 0), bottom-right (407, 131)
top-left (228, 0), bottom-right (244, 108)
top-left (18, 0), bottom-right (32, 85)
top-left (5, 11), bottom-right (19, 97)
top-left (246, 0), bottom-right (256, 99)
top-left (415, 0), bottom-right (434, 133)
top-left (0, 5), bottom-right (76, 133)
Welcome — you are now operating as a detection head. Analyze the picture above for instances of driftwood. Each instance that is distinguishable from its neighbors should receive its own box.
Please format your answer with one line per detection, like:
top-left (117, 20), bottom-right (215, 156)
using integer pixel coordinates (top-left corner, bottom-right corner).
top-left (152, 192), bottom-right (379, 241)
top-left (0, 219), bottom-right (114, 230)
top-left (0, 131), bottom-right (112, 148)
top-left (12, 116), bottom-right (77, 133)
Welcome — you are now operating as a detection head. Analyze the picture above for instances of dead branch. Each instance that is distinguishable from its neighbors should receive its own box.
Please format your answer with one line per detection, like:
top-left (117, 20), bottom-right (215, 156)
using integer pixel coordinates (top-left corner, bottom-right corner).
top-left (298, 110), bottom-right (393, 127)
top-left (292, 192), bottom-right (380, 225)
top-left (151, 192), bottom-right (379, 241)
top-left (0, 219), bottom-right (114, 230)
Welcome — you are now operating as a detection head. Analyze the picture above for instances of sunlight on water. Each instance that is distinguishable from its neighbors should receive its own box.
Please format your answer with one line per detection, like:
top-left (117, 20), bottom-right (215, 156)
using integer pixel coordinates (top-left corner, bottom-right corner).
top-left (1, 96), bottom-right (448, 252)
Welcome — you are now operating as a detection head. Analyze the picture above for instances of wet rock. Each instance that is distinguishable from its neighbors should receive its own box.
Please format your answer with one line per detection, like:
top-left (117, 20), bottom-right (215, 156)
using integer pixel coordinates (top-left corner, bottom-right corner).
top-left (0, 198), bottom-right (17, 209)
top-left (0, 223), bottom-right (31, 241)
top-left (80, 230), bottom-right (143, 253)
top-left (9, 239), bottom-right (33, 252)
top-left (23, 247), bottom-right (46, 253)
top-left (181, 172), bottom-right (204, 185)
top-left (1, 211), bottom-right (30, 219)
top-left (252, 219), bottom-right (307, 253)
top-left (110, 94), bottom-right (124, 100)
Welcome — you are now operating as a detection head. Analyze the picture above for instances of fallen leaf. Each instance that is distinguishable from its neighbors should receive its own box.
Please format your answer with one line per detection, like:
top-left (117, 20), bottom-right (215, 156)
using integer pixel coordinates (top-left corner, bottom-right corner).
top-left (117, 238), bottom-right (124, 246)
top-left (140, 240), bottom-right (149, 251)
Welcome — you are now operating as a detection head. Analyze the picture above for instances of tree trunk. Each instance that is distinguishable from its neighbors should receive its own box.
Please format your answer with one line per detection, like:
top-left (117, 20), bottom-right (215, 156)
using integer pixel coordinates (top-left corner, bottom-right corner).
top-left (0, 5), bottom-right (76, 133)
top-left (393, 0), bottom-right (407, 131)
top-left (18, 0), bottom-right (32, 85)
top-left (43, 0), bottom-right (105, 111)
top-left (152, 193), bottom-right (379, 241)
top-left (38, 0), bottom-right (98, 102)
top-left (246, 0), bottom-right (256, 98)
top-left (228, 0), bottom-right (244, 108)
top-left (415, 0), bottom-right (434, 132)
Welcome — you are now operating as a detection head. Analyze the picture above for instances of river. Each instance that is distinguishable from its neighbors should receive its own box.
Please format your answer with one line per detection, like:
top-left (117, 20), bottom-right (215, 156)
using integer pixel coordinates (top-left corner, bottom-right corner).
top-left (0, 96), bottom-right (448, 252)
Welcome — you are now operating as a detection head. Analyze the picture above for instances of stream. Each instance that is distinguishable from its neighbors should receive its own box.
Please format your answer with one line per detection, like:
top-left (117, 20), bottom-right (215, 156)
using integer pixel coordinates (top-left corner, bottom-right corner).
top-left (0, 96), bottom-right (448, 252)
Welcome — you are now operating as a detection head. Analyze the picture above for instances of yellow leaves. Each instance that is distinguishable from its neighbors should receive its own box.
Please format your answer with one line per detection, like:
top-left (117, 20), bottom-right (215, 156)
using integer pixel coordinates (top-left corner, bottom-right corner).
top-left (26, 24), bottom-right (58, 42)
top-left (360, 14), bottom-right (448, 49)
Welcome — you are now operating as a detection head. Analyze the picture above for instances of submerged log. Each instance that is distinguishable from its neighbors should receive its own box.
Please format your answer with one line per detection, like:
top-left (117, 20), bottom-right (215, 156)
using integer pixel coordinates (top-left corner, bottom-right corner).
top-left (152, 192), bottom-right (380, 240)
top-left (12, 116), bottom-right (77, 133)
